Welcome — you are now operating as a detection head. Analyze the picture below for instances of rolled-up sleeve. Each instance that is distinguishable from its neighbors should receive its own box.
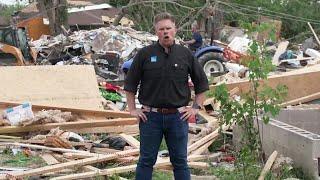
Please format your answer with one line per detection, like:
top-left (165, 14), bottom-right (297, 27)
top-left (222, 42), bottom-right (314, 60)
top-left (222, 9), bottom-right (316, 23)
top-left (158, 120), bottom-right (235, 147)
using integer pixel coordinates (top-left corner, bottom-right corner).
top-left (189, 54), bottom-right (209, 94)
top-left (124, 49), bottom-right (144, 94)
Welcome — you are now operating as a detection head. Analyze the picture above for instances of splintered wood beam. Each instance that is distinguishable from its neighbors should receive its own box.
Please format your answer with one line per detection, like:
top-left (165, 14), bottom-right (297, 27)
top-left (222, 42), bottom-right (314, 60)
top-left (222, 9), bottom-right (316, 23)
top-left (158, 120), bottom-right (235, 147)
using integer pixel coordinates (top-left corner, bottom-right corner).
top-left (0, 118), bottom-right (137, 134)
top-left (0, 149), bottom-right (140, 179)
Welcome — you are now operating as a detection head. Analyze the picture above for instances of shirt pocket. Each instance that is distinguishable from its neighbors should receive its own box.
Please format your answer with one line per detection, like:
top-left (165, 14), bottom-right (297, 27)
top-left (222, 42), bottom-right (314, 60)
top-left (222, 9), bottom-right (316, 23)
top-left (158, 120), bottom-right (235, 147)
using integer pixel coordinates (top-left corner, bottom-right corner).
top-left (171, 63), bottom-right (188, 80)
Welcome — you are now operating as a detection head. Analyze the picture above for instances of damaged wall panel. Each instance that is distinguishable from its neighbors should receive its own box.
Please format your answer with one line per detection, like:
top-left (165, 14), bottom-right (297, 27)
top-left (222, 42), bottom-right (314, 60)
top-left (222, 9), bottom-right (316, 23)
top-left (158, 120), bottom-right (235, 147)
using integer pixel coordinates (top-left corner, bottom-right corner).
top-left (0, 65), bottom-right (103, 110)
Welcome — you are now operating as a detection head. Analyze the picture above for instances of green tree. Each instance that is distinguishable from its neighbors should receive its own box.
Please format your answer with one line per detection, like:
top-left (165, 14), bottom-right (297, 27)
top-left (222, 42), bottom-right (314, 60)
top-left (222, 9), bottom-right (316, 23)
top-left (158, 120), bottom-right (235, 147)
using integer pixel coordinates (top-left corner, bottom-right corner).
top-left (0, 4), bottom-right (25, 24)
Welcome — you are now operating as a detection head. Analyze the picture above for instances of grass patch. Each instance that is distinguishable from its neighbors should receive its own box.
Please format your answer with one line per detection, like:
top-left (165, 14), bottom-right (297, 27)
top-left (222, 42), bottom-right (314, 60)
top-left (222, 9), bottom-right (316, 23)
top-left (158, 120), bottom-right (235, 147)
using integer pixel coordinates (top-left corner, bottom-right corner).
top-left (107, 171), bottom-right (172, 180)
top-left (0, 151), bottom-right (45, 168)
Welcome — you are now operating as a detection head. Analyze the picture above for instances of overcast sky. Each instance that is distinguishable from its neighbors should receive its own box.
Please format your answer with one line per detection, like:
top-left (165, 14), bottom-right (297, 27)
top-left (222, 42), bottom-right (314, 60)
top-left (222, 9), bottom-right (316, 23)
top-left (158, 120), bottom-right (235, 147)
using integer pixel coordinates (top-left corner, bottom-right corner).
top-left (0, 0), bottom-right (29, 5)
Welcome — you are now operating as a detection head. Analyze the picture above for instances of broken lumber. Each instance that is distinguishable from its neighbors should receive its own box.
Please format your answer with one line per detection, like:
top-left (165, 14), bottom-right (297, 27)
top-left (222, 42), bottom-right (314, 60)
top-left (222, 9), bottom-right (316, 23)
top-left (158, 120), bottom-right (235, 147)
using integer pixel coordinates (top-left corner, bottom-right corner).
top-left (272, 41), bottom-right (289, 66)
top-left (67, 125), bottom-right (139, 134)
top-left (40, 153), bottom-right (60, 165)
top-left (191, 139), bottom-right (215, 155)
top-left (281, 91), bottom-right (320, 107)
top-left (51, 154), bottom-right (206, 180)
top-left (0, 118), bottom-right (137, 134)
top-left (211, 65), bottom-right (320, 102)
top-left (0, 101), bottom-right (132, 119)
top-left (0, 149), bottom-right (140, 179)
top-left (307, 22), bottom-right (320, 47)
top-left (188, 162), bottom-right (210, 169)
top-left (119, 133), bottom-right (140, 148)
top-left (188, 125), bottom-right (228, 154)
top-left (258, 151), bottom-right (278, 180)
top-left (2, 142), bottom-right (97, 155)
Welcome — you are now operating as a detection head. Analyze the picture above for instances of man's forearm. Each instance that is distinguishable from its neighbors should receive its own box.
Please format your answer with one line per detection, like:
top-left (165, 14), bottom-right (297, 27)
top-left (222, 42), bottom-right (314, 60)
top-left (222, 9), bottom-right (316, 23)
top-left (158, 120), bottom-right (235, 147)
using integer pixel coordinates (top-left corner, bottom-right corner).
top-left (125, 91), bottom-right (136, 111)
top-left (194, 92), bottom-right (206, 108)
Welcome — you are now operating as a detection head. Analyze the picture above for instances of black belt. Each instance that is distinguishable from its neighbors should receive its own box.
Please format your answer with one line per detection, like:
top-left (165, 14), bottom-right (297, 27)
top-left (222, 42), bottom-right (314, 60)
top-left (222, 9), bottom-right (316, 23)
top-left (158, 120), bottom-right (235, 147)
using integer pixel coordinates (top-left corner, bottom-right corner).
top-left (142, 105), bottom-right (185, 114)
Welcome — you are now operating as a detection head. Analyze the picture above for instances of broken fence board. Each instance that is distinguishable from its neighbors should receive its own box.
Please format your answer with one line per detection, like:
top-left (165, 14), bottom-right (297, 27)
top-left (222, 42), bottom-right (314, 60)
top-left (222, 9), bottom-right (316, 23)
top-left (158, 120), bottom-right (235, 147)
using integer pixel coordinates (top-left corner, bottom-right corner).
top-left (0, 118), bottom-right (137, 134)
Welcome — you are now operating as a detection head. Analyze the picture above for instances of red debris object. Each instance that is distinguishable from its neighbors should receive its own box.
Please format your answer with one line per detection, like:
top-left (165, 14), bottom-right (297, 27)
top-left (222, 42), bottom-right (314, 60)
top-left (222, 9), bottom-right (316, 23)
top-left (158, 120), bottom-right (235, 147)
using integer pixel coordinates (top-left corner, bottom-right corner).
top-left (100, 82), bottom-right (121, 92)
top-left (221, 155), bottom-right (236, 162)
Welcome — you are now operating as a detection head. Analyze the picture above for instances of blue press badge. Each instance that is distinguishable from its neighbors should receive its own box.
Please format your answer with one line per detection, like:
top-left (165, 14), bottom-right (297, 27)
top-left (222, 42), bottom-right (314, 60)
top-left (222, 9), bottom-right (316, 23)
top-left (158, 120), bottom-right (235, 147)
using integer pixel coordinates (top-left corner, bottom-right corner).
top-left (150, 56), bottom-right (157, 62)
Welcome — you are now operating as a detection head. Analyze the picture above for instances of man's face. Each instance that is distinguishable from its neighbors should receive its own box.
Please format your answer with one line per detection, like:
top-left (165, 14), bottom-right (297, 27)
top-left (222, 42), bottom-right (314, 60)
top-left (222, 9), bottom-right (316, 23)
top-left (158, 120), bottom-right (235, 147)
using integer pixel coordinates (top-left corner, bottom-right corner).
top-left (155, 19), bottom-right (177, 48)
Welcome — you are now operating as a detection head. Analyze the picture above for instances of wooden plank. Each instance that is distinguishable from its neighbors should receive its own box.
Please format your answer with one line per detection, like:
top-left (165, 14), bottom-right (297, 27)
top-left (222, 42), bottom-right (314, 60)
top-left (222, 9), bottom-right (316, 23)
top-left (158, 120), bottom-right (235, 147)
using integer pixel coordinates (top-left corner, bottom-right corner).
top-left (258, 151), bottom-right (278, 180)
top-left (0, 65), bottom-right (102, 110)
top-left (0, 118), bottom-right (137, 134)
top-left (187, 125), bottom-right (228, 155)
top-left (40, 153), bottom-right (60, 165)
top-left (82, 165), bottom-right (101, 172)
top-left (50, 155), bottom-right (205, 180)
top-left (0, 149), bottom-right (140, 179)
top-left (91, 147), bottom-right (120, 154)
top-left (119, 133), bottom-right (140, 148)
top-left (272, 41), bottom-right (289, 66)
top-left (188, 162), bottom-right (210, 169)
top-left (307, 22), bottom-right (320, 47)
top-left (0, 135), bottom-right (21, 139)
top-left (0, 101), bottom-right (132, 119)
top-left (211, 66), bottom-right (320, 103)
top-left (68, 125), bottom-right (139, 134)
top-left (191, 139), bottom-right (215, 155)
top-left (188, 129), bottom-right (219, 154)
top-left (281, 91), bottom-right (320, 107)
top-left (2, 142), bottom-right (97, 155)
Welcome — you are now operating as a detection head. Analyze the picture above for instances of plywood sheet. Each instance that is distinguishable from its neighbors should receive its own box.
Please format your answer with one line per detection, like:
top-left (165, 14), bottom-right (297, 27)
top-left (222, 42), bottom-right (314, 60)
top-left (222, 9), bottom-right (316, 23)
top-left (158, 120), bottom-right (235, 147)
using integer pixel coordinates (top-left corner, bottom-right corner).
top-left (0, 65), bottom-right (103, 110)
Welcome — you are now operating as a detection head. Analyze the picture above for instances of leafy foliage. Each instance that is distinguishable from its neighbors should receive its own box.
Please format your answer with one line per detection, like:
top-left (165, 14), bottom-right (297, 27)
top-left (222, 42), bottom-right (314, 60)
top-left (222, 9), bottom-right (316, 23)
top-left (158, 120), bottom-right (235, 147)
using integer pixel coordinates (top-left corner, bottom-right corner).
top-left (211, 22), bottom-right (287, 177)
top-left (109, 0), bottom-right (320, 41)
top-left (0, 4), bottom-right (25, 24)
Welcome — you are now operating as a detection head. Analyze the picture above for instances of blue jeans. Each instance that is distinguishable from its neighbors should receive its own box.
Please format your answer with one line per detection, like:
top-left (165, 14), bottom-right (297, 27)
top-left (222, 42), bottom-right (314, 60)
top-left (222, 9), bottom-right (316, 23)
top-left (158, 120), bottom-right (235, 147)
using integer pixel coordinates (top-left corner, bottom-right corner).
top-left (135, 111), bottom-right (190, 180)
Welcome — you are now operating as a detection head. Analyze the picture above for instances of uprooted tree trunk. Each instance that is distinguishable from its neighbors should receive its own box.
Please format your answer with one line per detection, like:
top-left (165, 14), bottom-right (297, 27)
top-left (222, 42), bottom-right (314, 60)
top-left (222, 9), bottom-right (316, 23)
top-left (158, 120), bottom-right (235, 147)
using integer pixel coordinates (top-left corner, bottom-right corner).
top-left (37, 0), bottom-right (69, 36)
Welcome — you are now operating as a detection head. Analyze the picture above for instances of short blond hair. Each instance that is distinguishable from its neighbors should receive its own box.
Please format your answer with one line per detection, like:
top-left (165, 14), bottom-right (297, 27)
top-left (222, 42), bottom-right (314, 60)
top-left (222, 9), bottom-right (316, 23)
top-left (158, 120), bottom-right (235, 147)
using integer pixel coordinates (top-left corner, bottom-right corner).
top-left (153, 12), bottom-right (176, 26)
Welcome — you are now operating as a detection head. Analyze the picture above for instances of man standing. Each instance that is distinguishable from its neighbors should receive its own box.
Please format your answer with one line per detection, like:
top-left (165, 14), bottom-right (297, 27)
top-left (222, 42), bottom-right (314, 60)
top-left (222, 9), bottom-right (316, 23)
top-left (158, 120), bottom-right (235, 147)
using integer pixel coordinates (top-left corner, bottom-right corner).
top-left (124, 13), bottom-right (209, 180)
top-left (183, 23), bottom-right (203, 52)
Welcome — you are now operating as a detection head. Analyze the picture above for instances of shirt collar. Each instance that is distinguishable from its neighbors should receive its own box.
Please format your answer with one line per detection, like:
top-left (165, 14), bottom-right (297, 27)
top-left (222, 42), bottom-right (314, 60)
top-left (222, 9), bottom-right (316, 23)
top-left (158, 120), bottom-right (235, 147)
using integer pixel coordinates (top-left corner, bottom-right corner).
top-left (156, 41), bottom-right (175, 54)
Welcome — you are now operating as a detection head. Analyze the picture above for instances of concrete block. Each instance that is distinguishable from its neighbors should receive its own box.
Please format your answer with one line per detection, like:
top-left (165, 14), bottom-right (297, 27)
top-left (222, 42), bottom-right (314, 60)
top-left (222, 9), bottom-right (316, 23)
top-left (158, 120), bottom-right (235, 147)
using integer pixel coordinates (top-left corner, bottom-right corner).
top-left (233, 118), bottom-right (320, 179)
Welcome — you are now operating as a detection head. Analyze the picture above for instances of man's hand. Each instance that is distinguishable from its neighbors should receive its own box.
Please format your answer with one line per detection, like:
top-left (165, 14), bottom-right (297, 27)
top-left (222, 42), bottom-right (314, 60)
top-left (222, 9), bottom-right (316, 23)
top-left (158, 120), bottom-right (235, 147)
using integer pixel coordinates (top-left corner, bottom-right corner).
top-left (180, 107), bottom-right (199, 121)
top-left (130, 109), bottom-right (147, 122)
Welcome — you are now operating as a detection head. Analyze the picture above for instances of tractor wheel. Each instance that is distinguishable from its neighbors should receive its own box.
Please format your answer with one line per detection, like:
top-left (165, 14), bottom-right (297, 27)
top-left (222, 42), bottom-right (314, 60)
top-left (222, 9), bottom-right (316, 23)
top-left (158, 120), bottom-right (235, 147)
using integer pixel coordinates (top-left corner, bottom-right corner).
top-left (198, 52), bottom-right (225, 77)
